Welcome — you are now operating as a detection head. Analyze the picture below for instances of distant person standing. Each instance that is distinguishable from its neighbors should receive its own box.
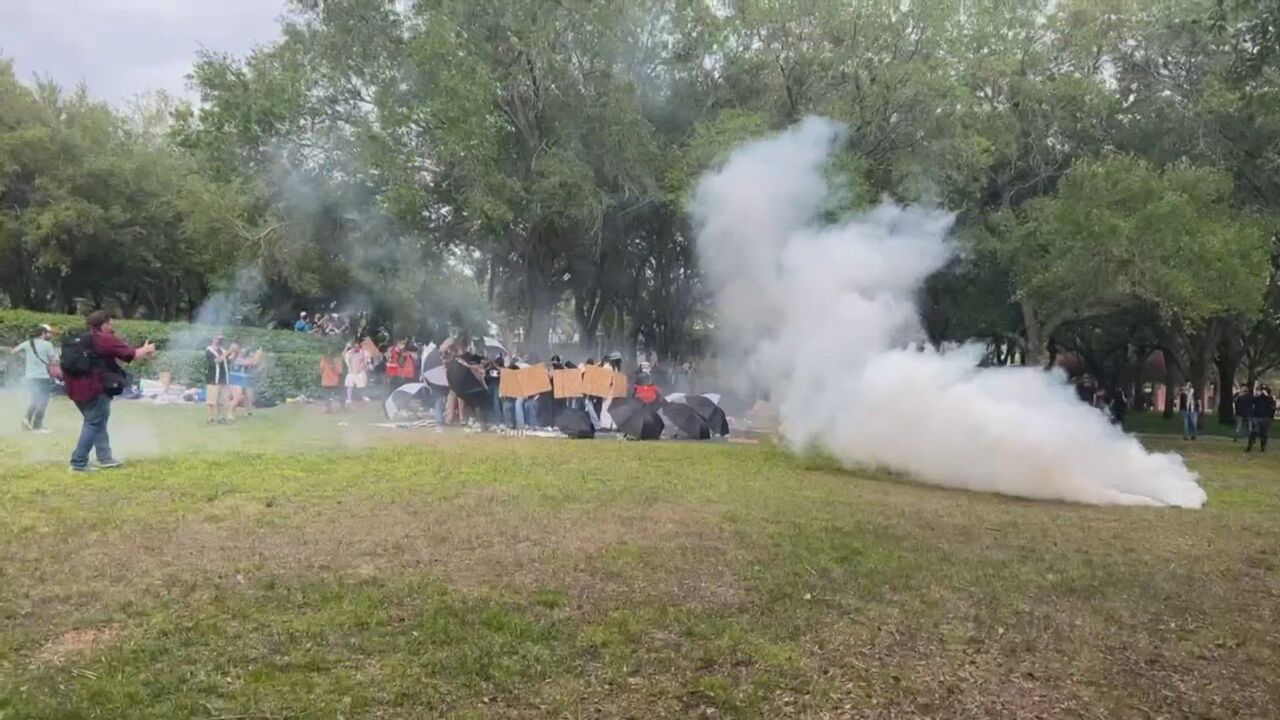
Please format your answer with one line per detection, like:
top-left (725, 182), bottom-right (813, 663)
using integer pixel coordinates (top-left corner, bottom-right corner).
top-left (227, 343), bottom-right (260, 420)
top-left (386, 339), bottom-right (406, 390)
top-left (11, 323), bottom-right (58, 433)
top-left (343, 340), bottom-right (371, 404)
top-left (294, 311), bottom-right (313, 333)
top-left (673, 361), bottom-right (693, 396)
top-left (319, 354), bottom-right (343, 413)
top-left (1246, 386), bottom-right (1275, 453)
top-left (1177, 383), bottom-right (1201, 440)
top-left (1109, 388), bottom-right (1128, 426)
top-left (61, 311), bottom-right (156, 472)
top-left (205, 335), bottom-right (230, 424)
top-left (1233, 386), bottom-right (1253, 442)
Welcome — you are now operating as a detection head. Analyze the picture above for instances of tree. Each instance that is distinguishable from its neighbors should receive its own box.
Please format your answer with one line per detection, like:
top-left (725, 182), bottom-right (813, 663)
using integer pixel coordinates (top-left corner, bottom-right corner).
top-left (984, 157), bottom-right (1270, 367)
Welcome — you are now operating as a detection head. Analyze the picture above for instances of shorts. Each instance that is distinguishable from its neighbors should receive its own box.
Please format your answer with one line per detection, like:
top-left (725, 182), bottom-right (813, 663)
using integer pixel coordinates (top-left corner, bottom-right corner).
top-left (229, 371), bottom-right (251, 388)
top-left (205, 384), bottom-right (225, 406)
top-left (345, 373), bottom-right (368, 389)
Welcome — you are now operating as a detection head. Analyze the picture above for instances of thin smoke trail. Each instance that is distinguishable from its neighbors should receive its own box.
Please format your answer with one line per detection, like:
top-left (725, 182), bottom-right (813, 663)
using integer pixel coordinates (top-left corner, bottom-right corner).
top-left (692, 117), bottom-right (1206, 508)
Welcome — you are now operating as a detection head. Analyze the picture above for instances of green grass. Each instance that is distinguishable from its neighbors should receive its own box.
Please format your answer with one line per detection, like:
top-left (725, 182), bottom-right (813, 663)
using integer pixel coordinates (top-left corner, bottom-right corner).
top-left (1, 392), bottom-right (1278, 718)
top-left (1123, 410), bottom-right (1246, 438)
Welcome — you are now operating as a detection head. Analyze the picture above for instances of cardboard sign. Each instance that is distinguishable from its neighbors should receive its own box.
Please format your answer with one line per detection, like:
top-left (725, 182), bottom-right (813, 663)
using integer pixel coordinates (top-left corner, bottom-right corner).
top-left (498, 368), bottom-right (523, 399)
top-left (553, 368), bottom-right (584, 398)
top-left (521, 364), bottom-right (552, 396)
top-left (583, 365), bottom-right (615, 398)
top-left (611, 371), bottom-right (629, 398)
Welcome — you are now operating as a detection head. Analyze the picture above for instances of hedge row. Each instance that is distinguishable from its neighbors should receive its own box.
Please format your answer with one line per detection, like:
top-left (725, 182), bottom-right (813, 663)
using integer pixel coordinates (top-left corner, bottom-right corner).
top-left (0, 309), bottom-right (343, 354)
top-left (1, 310), bottom-right (342, 397)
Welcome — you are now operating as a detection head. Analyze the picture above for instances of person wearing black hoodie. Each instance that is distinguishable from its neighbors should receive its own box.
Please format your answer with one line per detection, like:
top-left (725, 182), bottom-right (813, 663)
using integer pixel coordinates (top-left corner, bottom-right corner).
top-left (1233, 386), bottom-right (1254, 442)
top-left (1246, 386), bottom-right (1275, 453)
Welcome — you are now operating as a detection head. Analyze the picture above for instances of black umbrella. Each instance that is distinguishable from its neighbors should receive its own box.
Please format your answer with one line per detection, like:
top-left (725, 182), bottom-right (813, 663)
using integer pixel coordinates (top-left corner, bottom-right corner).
top-left (609, 398), bottom-right (664, 440)
top-left (555, 407), bottom-right (596, 439)
top-left (446, 358), bottom-right (487, 397)
top-left (660, 402), bottom-right (711, 440)
top-left (683, 395), bottom-right (730, 437)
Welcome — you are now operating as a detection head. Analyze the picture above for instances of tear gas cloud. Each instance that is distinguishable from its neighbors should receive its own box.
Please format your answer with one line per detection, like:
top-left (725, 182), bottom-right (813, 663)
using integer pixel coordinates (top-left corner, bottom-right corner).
top-left (692, 117), bottom-right (1207, 508)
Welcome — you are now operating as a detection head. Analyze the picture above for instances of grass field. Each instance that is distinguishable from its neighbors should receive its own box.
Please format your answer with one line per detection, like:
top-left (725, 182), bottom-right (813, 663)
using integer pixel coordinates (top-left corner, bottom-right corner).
top-left (1, 393), bottom-right (1278, 718)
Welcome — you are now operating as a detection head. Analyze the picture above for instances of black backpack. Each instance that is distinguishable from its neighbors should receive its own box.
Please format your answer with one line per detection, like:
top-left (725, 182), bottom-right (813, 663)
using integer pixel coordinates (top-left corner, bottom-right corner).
top-left (60, 332), bottom-right (96, 377)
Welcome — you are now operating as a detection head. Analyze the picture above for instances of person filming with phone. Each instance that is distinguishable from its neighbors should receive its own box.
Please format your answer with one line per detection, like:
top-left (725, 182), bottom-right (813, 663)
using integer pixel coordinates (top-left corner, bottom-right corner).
top-left (60, 310), bottom-right (156, 472)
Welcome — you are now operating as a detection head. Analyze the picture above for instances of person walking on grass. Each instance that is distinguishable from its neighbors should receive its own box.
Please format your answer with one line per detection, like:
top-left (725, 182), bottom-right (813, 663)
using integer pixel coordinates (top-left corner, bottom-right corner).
top-left (1177, 383), bottom-right (1201, 440)
top-left (11, 323), bottom-right (58, 433)
top-left (1233, 385), bottom-right (1253, 442)
top-left (62, 311), bottom-right (156, 472)
top-left (1246, 386), bottom-right (1275, 454)
top-left (204, 335), bottom-right (230, 424)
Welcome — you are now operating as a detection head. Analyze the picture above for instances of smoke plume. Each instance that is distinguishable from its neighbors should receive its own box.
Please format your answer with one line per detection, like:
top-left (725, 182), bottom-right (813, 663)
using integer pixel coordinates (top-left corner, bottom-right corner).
top-left (692, 117), bottom-right (1207, 508)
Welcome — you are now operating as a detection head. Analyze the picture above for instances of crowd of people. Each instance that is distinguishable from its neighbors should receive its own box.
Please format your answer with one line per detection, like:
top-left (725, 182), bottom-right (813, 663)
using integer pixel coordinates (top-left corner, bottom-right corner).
top-left (313, 333), bottom-right (690, 434)
top-left (293, 310), bottom-right (350, 336)
top-left (6, 310), bottom-right (1277, 469)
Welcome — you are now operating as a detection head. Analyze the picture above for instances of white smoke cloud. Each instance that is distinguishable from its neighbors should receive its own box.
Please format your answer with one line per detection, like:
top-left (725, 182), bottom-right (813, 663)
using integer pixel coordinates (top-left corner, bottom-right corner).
top-left (693, 117), bottom-right (1207, 508)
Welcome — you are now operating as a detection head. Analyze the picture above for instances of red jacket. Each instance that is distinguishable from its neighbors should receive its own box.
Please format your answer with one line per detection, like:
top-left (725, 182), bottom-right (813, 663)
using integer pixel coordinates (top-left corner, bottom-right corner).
top-left (64, 329), bottom-right (138, 404)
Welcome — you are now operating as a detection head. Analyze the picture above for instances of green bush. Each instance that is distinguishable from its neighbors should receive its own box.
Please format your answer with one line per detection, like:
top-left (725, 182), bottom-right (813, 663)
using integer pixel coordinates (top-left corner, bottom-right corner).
top-left (0, 309), bottom-right (343, 355)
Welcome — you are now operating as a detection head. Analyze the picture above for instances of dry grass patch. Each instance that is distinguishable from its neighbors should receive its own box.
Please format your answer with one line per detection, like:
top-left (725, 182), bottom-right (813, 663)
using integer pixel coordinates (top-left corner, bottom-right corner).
top-left (33, 624), bottom-right (121, 665)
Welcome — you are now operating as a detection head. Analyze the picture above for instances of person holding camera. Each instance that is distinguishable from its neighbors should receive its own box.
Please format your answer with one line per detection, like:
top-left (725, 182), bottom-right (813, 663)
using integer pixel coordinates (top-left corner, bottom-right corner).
top-left (61, 310), bottom-right (156, 472)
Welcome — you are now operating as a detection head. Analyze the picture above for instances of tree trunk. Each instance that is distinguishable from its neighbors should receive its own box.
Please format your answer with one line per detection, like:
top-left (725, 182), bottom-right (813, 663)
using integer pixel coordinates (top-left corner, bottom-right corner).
top-left (524, 272), bottom-right (554, 359)
top-left (1215, 345), bottom-right (1241, 425)
top-left (1021, 301), bottom-right (1047, 368)
top-left (1162, 361), bottom-right (1182, 419)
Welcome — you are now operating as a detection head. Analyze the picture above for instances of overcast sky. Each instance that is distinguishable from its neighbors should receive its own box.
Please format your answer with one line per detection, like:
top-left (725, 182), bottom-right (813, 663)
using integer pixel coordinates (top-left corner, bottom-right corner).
top-left (0, 0), bottom-right (290, 106)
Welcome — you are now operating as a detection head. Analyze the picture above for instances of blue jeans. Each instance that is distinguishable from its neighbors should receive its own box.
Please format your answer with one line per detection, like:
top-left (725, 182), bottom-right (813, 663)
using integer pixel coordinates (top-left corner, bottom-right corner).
top-left (502, 398), bottom-right (525, 428)
top-left (71, 395), bottom-right (114, 468)
top-left (432, 394), bottom-right (445, 426)
top-left (522, 398), bottom-right (540, 429)
top-left (1182, 410), bottom-right (1198, 439)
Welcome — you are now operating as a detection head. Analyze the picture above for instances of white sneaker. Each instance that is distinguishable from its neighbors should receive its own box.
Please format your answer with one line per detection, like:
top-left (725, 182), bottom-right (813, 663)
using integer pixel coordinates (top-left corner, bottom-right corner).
top-left (33, 428), bottom-right (52, 434)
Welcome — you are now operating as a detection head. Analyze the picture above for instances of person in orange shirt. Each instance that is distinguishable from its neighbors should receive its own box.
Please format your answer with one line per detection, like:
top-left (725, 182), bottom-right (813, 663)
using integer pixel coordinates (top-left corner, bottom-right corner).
top-left (319, 354), bottom-right (342, 413)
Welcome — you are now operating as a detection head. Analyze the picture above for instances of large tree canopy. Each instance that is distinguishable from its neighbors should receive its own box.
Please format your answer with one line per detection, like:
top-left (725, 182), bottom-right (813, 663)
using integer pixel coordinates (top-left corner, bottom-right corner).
top-left (0, 0), bottom-right (1276, 384)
